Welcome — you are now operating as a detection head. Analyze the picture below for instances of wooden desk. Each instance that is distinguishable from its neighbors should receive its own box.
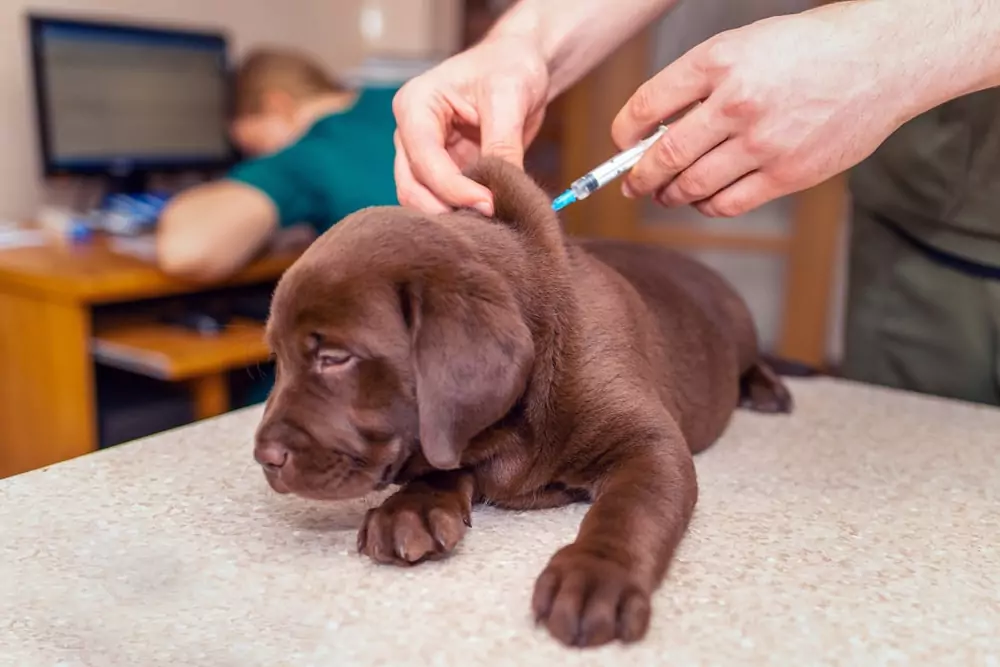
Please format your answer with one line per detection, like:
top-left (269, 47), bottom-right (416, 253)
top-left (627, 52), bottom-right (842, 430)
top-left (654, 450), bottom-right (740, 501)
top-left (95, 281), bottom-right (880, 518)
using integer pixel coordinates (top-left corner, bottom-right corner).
top-left (0, 235), bottom-right (300, 478)
top-left (92, 316), bottom-right (272, 420)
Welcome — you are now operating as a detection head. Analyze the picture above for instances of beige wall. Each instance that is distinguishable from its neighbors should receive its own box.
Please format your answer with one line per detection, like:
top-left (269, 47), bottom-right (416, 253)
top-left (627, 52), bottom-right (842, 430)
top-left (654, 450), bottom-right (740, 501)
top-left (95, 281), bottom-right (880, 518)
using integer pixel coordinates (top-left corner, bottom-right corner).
top-left (0, 0), bottom-right (371, 221)
top-left (358, 0), bottom-right (460, 58)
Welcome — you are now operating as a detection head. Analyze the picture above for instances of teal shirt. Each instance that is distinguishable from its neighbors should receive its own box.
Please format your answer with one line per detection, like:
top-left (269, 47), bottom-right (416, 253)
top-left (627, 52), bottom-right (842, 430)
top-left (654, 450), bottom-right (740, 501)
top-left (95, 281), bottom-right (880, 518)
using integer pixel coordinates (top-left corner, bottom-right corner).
top-left (228, 85), bottom-right (399, 233)
top-left (227, 85), bottom-right (399, 406)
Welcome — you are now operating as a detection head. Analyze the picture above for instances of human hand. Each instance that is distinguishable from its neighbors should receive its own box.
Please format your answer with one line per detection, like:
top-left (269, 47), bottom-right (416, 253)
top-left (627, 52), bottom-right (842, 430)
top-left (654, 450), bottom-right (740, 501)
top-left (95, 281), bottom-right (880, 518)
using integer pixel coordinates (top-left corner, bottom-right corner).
top-left (391, 36), bottom-right (550, 216)
top-left (612, 1), bottom-right (919, 217)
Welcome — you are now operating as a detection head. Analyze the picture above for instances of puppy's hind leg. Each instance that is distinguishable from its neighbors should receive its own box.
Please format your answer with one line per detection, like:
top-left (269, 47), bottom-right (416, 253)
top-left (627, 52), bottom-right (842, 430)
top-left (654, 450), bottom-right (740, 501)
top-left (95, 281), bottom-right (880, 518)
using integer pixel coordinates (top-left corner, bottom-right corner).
top-left (739, 361), bottom-right (794, 414)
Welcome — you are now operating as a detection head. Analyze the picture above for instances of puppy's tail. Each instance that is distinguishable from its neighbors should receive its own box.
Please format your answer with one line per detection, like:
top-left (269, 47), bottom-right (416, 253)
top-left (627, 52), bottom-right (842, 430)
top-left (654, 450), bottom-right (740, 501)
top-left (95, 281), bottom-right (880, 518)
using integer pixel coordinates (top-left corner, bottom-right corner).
top-left (463, 157), bottom-right (566, 260)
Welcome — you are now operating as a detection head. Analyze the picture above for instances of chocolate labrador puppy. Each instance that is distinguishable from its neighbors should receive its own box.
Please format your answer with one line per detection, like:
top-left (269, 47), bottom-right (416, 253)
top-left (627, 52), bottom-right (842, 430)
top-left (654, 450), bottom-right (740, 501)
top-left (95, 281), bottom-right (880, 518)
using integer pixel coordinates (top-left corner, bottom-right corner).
top-left (254, 157), bottom-right (792, 648)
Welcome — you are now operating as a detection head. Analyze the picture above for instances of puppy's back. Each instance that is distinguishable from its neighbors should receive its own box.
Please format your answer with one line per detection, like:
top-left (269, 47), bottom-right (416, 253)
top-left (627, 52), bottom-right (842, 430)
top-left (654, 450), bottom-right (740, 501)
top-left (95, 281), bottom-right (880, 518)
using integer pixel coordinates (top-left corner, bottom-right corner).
top-left (578, 238), bottom-right (758, 375)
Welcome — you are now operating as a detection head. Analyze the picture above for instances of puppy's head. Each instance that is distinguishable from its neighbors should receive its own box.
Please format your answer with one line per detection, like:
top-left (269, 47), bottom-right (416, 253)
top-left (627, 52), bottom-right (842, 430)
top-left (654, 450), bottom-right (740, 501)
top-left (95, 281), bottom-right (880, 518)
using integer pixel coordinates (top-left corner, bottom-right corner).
top-left (253, 193), bottom-right (539, 500)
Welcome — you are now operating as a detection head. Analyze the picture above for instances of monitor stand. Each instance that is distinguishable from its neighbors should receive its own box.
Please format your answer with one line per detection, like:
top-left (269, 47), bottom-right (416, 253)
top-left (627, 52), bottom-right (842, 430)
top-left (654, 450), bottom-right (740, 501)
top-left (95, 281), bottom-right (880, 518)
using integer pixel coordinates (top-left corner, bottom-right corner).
top-left (104, 170), bottom-right (151, 198)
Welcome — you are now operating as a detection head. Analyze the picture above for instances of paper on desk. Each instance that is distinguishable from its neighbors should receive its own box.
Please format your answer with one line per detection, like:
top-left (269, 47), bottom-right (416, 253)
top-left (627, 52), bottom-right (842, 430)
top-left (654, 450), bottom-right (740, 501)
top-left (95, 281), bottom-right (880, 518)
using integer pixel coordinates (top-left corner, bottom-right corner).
top-left (0, 228), bottom-right (48, 249)
top-left (108, 234), bottom-right (158, 261)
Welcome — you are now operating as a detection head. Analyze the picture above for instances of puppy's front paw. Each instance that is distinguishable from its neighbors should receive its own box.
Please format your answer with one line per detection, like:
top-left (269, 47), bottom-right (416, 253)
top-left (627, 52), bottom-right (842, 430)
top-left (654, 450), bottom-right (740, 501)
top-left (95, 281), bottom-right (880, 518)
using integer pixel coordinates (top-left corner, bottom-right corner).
top-left (357, 489), bottom-right (471, 566)
top-left (532, 544), bottom-right (651, 648)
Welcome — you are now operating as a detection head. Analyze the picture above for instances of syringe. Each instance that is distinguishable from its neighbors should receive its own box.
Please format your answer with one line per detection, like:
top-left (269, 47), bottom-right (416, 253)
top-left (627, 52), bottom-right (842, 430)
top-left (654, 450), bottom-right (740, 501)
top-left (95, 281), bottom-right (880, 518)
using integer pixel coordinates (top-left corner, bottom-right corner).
top-left (551, 124), bottom-right (669, 211)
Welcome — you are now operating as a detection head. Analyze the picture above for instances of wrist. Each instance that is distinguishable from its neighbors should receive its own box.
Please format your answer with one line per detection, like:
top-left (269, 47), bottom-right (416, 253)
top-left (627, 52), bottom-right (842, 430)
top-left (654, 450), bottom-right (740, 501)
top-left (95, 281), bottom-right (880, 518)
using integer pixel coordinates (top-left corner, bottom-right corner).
top-left (484, 0), bottom-right (678, 101)
top-left (482, 7), bottom-right (560, 95)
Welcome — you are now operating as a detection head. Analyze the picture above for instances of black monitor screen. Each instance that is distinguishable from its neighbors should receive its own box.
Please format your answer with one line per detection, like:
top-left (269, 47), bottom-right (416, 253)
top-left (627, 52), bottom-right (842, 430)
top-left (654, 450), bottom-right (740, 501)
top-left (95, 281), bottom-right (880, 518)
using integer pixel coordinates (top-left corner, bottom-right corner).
top-left (29, 16), bottom-right (233, 176)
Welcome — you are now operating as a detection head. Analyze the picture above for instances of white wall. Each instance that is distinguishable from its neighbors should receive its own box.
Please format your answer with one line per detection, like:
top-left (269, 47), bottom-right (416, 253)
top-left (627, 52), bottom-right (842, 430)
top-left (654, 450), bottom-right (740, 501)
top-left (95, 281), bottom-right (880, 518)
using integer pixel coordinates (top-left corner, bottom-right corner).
top-left (0, 0), bottom-right (370, 222)
top-left (648, 0), bottom-right (847, 362)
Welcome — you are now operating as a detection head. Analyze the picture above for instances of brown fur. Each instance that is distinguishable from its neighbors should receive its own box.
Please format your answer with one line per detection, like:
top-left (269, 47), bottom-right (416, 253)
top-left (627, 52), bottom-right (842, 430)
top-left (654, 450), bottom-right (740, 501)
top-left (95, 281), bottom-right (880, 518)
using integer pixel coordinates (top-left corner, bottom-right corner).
top-left (254, 157), bottom-right (792, 648)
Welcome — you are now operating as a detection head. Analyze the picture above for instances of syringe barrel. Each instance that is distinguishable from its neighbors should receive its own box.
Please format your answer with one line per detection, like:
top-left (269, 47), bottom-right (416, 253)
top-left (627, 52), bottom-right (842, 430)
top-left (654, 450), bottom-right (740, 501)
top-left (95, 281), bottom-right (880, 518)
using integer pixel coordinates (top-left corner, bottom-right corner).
top-left (566, 125), bottom-right (669, 201)
top-left (570, 173), bottom-right (600, 200)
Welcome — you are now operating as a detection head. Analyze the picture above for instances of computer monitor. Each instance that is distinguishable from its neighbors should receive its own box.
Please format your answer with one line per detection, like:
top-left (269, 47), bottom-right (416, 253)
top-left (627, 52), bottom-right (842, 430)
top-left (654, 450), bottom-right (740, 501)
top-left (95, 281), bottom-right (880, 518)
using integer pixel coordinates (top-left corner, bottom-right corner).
top-left (28, 15), bottom-right (235, 192)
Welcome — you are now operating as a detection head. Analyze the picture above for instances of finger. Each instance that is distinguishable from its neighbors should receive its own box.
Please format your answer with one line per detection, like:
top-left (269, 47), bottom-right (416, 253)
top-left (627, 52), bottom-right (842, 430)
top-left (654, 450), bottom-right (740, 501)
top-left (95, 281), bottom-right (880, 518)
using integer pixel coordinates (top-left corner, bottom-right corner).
top-left (577, 580), bottom-right (619, 647)
top-left (693, 171), bottom-right (782, 218)
top-left (523, 108), bottom-right (547, 149)
top-left (545, 570), bottom-right (588, 646)
top-left (394, 91), bottom-right (494, 214)
top-left (617, 589), bottom-right (651, 643)
top-left (479, 77), bottom-right (529, 168)
top-left (426, 506), bottom-right (465, 552)
top-left (532, 569), bottom-right (560, 622)
top-left (392, 509), bottom-right (435, 563)
top-left (622, 102), bottom-right (729, 198)
top-left (393, 132), bottom-right (451, 214)
top-left (656, 137), bottom-right (758, 207)
top-left (448, 138), bottom-right (481, 171)
top-left (611, 49), bottom-right (714, 149)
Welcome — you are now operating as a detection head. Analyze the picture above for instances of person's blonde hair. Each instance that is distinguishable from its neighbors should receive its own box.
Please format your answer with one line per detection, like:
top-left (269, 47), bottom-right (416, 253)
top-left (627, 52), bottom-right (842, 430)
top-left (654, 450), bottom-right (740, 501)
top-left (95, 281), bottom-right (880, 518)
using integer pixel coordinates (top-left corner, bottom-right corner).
top-left (233, 48), bottom-right (345, 117)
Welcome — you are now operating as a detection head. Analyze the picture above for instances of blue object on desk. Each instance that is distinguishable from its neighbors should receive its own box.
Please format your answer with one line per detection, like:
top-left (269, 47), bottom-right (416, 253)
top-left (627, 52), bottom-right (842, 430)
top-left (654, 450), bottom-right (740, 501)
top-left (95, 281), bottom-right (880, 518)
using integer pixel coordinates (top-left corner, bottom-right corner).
top-left (96, 191), bottom-right (174, 236)
top-left (67, 220), bottom-right (93, 243)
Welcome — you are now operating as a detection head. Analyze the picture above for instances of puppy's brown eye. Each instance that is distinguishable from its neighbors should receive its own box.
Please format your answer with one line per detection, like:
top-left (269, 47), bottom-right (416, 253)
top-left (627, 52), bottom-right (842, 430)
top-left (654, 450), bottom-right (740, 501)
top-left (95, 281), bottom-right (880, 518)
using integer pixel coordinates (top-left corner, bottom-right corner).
top-left (317, 348), bottom-right (353, 370)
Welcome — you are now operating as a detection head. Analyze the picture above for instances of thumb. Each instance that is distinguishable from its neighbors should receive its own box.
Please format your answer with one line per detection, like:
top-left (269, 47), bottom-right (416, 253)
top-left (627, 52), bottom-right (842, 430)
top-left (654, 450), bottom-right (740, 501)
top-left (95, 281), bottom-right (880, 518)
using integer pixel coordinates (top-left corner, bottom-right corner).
top-left (479, 80), bottom-right (529, 168)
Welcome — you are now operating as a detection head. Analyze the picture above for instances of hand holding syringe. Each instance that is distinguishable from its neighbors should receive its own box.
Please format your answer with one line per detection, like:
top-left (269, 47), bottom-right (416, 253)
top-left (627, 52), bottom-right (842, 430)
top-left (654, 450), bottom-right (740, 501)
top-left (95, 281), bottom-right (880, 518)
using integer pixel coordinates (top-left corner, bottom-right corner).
top-left (551, 124), bottom-right (669, 211)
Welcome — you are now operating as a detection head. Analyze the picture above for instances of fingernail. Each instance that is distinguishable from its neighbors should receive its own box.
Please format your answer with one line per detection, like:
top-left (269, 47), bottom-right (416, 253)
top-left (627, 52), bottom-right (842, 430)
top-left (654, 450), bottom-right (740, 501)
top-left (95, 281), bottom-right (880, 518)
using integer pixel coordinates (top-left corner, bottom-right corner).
top-left (622, 182), bottom-right (635, 199)
top-left (473, 201), bottom-right (493, 217)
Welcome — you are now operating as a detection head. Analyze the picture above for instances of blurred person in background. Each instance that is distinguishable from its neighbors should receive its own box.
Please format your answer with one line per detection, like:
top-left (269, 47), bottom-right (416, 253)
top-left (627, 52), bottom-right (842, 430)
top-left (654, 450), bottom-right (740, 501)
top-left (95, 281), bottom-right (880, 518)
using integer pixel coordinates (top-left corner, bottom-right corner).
top-left (391, 0), bottom-right (1000, 405)
top-left (156, 47), bottom-right (399, 406)
top-left (156, 47), bottom-right (398, 282)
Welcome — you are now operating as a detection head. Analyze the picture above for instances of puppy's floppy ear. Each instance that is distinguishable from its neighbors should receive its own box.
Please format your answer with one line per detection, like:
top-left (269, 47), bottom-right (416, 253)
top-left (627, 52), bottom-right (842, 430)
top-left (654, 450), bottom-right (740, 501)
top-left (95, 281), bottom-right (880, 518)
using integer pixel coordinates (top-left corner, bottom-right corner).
top-left (402, 276), bottom-right (534, 470)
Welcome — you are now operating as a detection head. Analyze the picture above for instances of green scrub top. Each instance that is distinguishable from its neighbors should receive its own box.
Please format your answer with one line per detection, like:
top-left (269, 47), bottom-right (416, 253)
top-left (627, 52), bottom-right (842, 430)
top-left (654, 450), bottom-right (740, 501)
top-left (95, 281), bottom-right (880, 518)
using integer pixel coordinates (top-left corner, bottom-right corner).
top-left (228, 85), bottom-right (400, 233)
top-left (850, 87), bottom-right (1000, 268)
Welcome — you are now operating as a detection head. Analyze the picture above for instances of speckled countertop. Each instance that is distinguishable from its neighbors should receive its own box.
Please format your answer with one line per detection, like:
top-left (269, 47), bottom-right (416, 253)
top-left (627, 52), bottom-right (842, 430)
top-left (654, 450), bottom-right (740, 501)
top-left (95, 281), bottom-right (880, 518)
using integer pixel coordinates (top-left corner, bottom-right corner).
top-left (2, 378), bottom-right (999, 666)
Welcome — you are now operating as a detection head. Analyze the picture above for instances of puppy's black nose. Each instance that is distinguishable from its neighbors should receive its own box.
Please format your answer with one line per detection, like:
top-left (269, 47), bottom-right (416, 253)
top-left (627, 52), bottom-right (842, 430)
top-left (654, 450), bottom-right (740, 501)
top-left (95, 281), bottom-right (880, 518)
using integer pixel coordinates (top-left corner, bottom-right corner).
top-left (255, 440), bottom-right (289, 472)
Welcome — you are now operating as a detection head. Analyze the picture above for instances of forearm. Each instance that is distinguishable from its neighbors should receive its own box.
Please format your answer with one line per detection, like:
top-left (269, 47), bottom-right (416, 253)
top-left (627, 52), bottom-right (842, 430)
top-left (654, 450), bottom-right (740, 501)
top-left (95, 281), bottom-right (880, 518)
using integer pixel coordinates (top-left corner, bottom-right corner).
top-left (845, 0), bottom-right (1000, 121)
top-left (156, 181), bottom-right (277, 282)
top-left (485, 0), bottom-right (680, 99)
top-left (917, 0), bottom-right (1000, 102)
